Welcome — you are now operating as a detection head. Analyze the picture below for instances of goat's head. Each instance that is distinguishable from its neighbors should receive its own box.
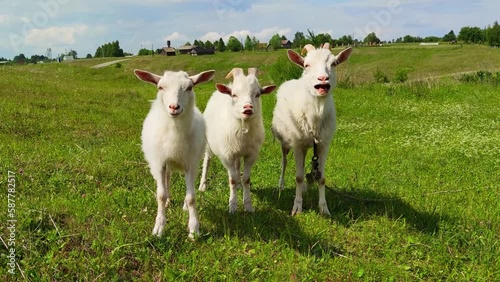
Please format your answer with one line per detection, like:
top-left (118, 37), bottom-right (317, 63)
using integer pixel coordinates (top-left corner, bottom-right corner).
top-left (134, 69), bottom-right (215, 117)
top-left (288, 43), bottom-right (352, 97)
top-left (216, 68), bottom-right (276, 120)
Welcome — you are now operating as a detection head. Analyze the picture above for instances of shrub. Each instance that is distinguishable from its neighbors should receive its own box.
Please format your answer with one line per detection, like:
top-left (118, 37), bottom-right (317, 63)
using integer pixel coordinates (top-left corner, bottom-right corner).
top-left (268, 54), bottom-right (302, 86)
top-left (394, 68), bottom-right (409, 83)
top-left (115, 63), bottom-right (122, 68)
top-left (457, 71), bottom-right (500, 85)
top-left (373, 68), bottom-right (389, 83)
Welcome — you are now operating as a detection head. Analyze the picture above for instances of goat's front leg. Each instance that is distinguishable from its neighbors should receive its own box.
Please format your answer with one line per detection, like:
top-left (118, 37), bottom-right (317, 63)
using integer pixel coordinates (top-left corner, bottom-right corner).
top-left (152, 167), bottom-right (170, 236)
top-left (242, 153), bottom-right (258, 212)
top-left (224, 158), bottom-right (241, 213)
top-left (316, 144), bottom-right (331, 216)
top-left (292, 147), bottom-right (307, 215)
top-left (184, 167), bottom-right (200, 239)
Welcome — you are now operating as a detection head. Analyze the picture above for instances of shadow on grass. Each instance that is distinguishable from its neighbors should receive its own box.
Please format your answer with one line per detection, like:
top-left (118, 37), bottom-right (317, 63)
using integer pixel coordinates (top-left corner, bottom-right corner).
top-left (199, 198), bottom-right (345, 259)
top-left (253, 185), bottom-right (444, 234)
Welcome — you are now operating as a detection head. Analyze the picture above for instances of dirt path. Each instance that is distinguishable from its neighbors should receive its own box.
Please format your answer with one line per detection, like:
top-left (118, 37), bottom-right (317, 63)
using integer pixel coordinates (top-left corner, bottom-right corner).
top-left (90, 59), bottom-right (130, 69)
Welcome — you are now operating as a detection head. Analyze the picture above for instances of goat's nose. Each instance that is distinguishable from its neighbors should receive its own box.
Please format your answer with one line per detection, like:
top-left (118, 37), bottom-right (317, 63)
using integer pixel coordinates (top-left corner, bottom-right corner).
top-left (169, 104), bottom-right (180, 110)
top-left (243, 104), bottom-right (253, 110)
top-left (318, 76), bottom-right (329, 82)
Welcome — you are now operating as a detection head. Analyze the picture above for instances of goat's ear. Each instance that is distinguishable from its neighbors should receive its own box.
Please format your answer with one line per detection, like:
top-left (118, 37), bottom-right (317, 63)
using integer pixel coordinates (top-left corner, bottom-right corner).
top-left (333, 47), bottom-right (353, 66)
top-left (216, 83), bottom-right (232, 95)
top-left (287, 49), bottom-right (304, 68)
top-left (190, 70), bottom-right (215, 86)
top-left (134, 69), bottom-right (161, 85)
top-left (260, 85), bottom-right (277, 96)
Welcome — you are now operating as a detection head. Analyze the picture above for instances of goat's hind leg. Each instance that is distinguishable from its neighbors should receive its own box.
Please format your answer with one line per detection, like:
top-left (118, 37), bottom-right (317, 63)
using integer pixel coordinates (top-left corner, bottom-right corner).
top-left (278, 144), bottom-right (290, 191)
top-left (198, 150), bottom-right (211, 192)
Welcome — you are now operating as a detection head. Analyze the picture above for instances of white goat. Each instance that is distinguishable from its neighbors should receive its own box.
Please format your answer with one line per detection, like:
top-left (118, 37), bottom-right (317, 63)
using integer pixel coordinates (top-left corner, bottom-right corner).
top-left (134, 68), bottom-right (215, 238)
top-left (199, 68), bottom-right (276, 213)
top-left (271, 43), bottom-right (352, 215)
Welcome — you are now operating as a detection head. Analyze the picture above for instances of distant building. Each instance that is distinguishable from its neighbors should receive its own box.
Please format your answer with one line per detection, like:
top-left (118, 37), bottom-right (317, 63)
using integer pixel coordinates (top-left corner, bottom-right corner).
top-left (178, 45), bottom-right (195, 54)
top-left (281, 40), bottom-right (292, 49)
top-left (256, 43), bottom-right (269, 51)
top-left (190, 46), bottom-right (215, 56)
top-left (161, 40), bottom-right (176, 56)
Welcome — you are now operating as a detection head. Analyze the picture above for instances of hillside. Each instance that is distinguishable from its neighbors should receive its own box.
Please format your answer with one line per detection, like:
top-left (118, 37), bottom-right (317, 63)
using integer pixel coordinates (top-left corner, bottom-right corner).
top-left (70, 43), bottom-right (500, 85)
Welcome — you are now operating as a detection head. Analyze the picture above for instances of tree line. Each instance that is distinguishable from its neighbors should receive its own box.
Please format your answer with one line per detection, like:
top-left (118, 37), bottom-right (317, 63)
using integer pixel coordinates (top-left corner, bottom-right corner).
top-left (4, 21), bottom-right (499, 63)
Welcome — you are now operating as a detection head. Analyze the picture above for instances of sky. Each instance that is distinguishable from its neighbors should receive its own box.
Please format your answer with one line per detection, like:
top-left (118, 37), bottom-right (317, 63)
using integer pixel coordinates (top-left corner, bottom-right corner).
top-left (0, 0), bottom-right (499, 59)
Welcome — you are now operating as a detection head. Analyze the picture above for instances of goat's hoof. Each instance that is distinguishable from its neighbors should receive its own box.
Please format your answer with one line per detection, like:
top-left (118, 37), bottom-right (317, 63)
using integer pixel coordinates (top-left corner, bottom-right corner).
top-left (291, 205), bottom-right (302, 216)
top-left (198, 183), bottom-right (207, 192)
top-left (244, 205), bottom-right (255, 213)
top-left (319, 204), bottom-right (331, 216)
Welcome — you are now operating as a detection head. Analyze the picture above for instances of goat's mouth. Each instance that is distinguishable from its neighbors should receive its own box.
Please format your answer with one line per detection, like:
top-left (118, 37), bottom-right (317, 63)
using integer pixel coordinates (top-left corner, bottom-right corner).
top-left (241, 109), bottom-right (254, 118)
top-left (169, 109), bottom-right (183, 117)
top-left (314, 83), bottom-right (331, 95)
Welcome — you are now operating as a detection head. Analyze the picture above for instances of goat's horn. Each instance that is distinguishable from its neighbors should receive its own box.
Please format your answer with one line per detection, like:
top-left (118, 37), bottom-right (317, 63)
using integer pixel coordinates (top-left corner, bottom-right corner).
top-left (301, 44), bottom-right (315, 55)
top-left (247, 68), bottom-right (258, 76)
top-left (323, 43), bottom-right (331, 50)
top-left (225, 68), bottom-right (244, 79)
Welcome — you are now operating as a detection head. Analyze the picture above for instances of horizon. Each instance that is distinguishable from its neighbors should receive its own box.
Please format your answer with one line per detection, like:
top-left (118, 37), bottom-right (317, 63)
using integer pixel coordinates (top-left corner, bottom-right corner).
top-left (1, 0), bottom-right (499, 59)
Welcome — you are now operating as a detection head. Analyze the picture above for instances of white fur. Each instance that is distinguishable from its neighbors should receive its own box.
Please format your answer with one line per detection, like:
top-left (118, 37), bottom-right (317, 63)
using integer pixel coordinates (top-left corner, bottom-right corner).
top-left (135, 69), bottom-right (215, 238)
top-left (199, 68), bottom-right (276, 213)
top-left (271, 44), bottom-right (352, 216)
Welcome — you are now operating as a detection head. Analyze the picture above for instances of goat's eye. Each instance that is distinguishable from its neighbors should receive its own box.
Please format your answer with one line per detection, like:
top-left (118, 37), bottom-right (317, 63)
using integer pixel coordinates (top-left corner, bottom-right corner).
top-left (231, 93), bottom-right (237, 98)
top-left (158, 86), bottom-right (164, 90)
top-left (304, 64), bottom-right (310, 69)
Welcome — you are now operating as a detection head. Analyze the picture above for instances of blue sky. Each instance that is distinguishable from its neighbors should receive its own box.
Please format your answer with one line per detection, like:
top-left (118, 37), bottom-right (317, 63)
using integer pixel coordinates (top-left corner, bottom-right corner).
top-left (0, 0), bottom-right (498, 59)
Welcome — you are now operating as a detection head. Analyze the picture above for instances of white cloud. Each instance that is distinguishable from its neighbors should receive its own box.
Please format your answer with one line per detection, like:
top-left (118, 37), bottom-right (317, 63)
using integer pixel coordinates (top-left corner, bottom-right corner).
top-left (24, 25), bottom-right (88, 46)
top-left (163, 32), bottom-right (189, 43)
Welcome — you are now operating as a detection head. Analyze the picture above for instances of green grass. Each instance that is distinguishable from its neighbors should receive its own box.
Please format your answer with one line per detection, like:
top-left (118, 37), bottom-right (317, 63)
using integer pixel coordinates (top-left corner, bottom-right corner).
top-left (0, 46), bottom-right (499, 281)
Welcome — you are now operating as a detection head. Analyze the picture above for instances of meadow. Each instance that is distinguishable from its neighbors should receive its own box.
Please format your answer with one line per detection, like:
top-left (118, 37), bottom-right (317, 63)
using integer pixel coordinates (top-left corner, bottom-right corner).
top-left (0, 44), bottom-right (499, 281)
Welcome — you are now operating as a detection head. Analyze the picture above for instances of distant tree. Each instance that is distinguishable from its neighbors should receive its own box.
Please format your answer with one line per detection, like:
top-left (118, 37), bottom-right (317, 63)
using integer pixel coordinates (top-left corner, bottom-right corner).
top-left (217, 37), bottom-right (226, 52)
top-left (0, 57), bottom-right (9, 61)
top-left (306, 29), bottom-right (320, 46)
top-left (337, 34), bottom-right (354, 46)
top-left (86, 54), bottom-right (92, 59)
top-left (423, 36), bottom-right (441, 42)
top-left (442, 30), bottom-right (457, 42)
top-left (485, 21), bottom-right (500, 46)
top-left (402, 35), bottom-right (422, 43)
top-left (269, 33), bottom-right (282, 50)
top-left (13, 54), bottom-right (26, 63)
top-left (193, 39), bottom-right (205, 48)
top-left (184, 42), bottom-right (191, 46)
top-left (244, 35), bottom-right (254, 51)
top-left (204, 40), bottom-right (214, 49)
top-left (68, 50), bottom-right (77, 58)
top-left (251, 36), bottom-right (259, 49)
top-left (292, 31), bottom-right (307, 48)
top-left (364, 32), bottom-right (380, 44)
top-left (138, 48), bottom-right (153, 56)
top-left (315, 33), bottom-right (333, 46)
top-left (227, 36), bottom-right (243, 52)
top-left (458, 26), bottom-right (484, 43)
top-left (94, 41), bottom-right (124, 57)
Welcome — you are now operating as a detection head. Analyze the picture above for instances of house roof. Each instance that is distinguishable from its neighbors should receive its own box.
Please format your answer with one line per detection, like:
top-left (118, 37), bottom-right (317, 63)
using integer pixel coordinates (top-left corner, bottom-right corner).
top-left (162, 47), bottom-right (176, 52)
top-left (178, 45), bottom-right (196, 51)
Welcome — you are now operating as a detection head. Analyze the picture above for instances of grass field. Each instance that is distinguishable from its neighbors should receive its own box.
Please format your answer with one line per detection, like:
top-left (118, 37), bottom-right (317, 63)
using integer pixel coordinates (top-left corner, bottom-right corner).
top-left (1, 44), bottom-right (499, 281)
